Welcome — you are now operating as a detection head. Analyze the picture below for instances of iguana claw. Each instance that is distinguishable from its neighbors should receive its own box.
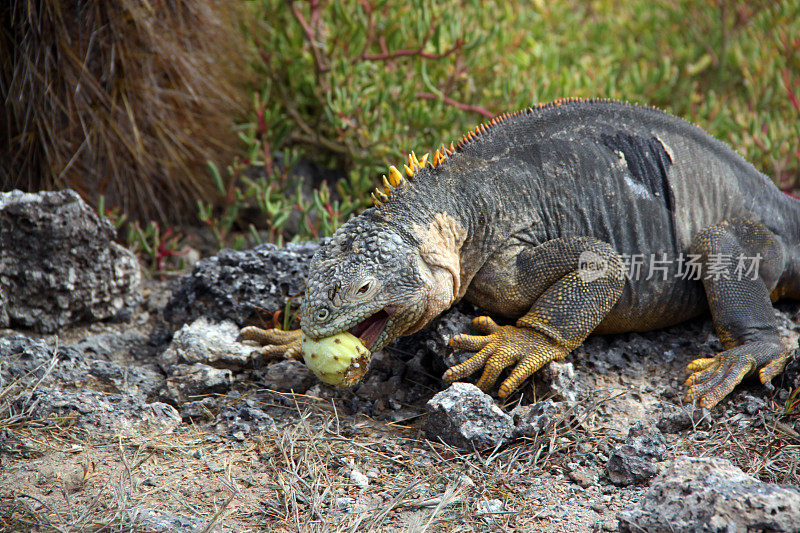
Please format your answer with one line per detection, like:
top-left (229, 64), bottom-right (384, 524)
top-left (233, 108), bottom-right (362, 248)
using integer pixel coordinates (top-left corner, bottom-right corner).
top-left (684, 342), bottom-right (792, 409)
top-left (240, 326), bottom-right (303, 360)
top-left (443, 316), bottom-right (568, 398)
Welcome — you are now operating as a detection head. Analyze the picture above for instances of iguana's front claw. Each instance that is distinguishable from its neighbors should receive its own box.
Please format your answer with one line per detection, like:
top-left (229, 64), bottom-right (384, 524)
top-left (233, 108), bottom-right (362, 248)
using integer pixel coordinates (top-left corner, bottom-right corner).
top-left (684, 341), bottom-right (791, 409)
top-left (443, 316), bottom-right (568, 398)
top-left (240, 326), bottom-right (303, 360)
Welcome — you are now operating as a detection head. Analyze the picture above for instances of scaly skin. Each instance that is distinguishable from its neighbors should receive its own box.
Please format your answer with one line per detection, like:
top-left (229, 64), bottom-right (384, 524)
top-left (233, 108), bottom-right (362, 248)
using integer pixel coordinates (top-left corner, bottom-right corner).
top-left (245, 99), bottom-right (800, 409)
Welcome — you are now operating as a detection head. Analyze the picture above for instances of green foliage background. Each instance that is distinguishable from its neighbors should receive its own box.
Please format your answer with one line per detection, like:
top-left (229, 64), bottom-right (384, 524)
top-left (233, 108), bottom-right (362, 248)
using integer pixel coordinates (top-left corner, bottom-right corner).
top-left (211, 0), bottom-right (799, 247)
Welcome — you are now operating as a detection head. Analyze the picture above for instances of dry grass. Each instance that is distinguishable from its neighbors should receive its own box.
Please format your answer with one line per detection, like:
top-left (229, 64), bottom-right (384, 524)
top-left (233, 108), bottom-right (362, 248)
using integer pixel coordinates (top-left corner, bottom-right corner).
top-left (2, 373), bottom-right (795, 531)
top-left (0, 0), bottom-right (248, 223)
top-left (674, 403), bottom-right (800, 486)
top-left (0, 388), bottom-right (622, 532)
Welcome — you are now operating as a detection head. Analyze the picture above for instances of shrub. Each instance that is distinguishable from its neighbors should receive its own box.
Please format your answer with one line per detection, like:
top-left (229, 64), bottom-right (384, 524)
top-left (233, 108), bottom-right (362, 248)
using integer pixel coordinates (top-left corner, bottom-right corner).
top-left (0, 0), bottom-right (250, 223)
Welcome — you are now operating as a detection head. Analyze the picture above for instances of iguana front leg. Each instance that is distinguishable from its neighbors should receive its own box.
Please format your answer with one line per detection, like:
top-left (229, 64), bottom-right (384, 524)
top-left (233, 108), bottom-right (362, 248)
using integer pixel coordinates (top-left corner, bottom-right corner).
top-left (444, 237), bottom-right (626, 397)
top-left (240, 326), bottom-right (303, 360)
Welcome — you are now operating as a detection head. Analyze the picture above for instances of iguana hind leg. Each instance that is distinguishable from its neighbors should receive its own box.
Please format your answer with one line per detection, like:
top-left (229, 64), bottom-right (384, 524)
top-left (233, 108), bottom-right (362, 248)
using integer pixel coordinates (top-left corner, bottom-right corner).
top-left (445, 237), bottom-right (625, 397)
top-left (685, 219), bottom-right (793, 408)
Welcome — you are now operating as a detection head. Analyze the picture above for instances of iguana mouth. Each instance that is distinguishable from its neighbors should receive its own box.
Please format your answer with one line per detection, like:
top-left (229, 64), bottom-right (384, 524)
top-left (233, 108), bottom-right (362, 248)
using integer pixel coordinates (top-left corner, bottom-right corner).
top-left (349, 310), bottom-right (391, 350)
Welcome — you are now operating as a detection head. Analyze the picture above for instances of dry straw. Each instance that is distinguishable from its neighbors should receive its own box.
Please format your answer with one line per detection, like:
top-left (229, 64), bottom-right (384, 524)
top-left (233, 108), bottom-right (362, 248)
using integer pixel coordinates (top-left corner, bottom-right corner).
top-left (0, 0), bottom-right (248, 223)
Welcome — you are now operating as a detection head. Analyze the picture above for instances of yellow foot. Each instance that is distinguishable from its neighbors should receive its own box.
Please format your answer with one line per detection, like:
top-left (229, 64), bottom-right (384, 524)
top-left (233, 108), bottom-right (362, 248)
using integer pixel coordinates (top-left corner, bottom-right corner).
top-left (240, 326), bottom-right (303, 360)
top-left (684, 341), bottom-right (792, 409)
top-left (443, 316), bottom-right (567, 398)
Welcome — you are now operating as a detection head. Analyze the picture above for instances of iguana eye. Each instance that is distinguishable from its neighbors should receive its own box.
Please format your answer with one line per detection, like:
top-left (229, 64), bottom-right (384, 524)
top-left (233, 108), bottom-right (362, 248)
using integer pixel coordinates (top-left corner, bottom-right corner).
top-left (317, 308), bottom-right (330, 321)
top-left (356, 281), bottom-right (371, 295)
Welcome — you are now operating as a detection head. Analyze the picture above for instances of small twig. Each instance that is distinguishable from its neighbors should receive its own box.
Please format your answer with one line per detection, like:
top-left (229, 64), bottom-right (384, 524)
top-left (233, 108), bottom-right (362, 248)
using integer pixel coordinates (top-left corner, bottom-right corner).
top-left (290, 2), bottom-right (330, 74)
top-left (196, 491), bottom-right (236, 533)
top-left (359, 39), bottom-right (463, 62)
top-left (416, 92), bottom-right (494, 118)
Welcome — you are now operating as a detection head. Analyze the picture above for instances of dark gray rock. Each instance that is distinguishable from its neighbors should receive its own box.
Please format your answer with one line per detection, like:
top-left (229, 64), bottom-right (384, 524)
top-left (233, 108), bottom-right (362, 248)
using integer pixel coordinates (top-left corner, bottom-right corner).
top-left (0, 189), bottom-right (141, 332)
top-left (88, 359), bottom-right (164, 398)
top-left (778, 348), bottom-right (799, 404)
top-left (180, 397), bottom-right (218, 421)
top-left (70, 331), bottom-right (154, 362)
top-left (574, 322), bottom-right (707, 376)
top-left (0, 334), bottom-right (163, 398)
top-left (393, 304), bottom-right (476, 370)
top-left (606, 422), bottom-right (666, 486)
top-left (656, 402), bottom-right (706, 433)
top-left (0, 334), bottom-right (89, 388)
top-left (253, 359), bottom-right (316, 393)
top-left (618, 456), bottom-right (800, 533)
top-left (15, 388), bottom-right (180, 435)
top-left (425, 382), bottom-right (513, 449)
top-left (216, 400), bottom-right (276, 440)
top-left (162, 363), bottom-right (233, 404)
top-left (164, 241), bottom-right (322, 328)
top-left (512, 399), bottom-right (572, 438)
top-left (158, 318), bottom-right (259, 371)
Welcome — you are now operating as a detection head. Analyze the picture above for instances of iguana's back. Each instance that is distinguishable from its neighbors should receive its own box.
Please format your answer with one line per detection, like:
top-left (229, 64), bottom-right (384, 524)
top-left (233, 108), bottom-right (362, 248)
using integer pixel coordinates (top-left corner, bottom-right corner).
top-left (439, 100), bottom-right (798, 253)
top-left (390, 100), bottom-right (800, 331)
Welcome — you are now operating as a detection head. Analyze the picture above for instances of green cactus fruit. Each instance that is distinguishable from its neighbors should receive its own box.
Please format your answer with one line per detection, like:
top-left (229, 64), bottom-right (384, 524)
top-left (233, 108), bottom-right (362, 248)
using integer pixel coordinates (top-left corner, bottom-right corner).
top-left (301, 332), bottom-right (372, 387)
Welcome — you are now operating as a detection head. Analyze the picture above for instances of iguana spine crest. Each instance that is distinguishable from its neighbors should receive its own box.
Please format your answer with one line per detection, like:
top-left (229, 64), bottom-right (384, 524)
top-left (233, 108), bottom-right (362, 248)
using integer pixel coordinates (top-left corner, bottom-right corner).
top-left (371, 97), bottom-right (655, 207)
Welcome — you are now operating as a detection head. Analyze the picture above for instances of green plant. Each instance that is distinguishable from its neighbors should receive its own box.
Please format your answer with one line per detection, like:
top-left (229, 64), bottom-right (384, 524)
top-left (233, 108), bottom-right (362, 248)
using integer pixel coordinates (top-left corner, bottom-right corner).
top-left (236, 0), bottom-right (799, 226)
top-left (96, 195), bottom-right (127, 232)
top-left (785, 386), bottom-right (800, 418)
top-left (198, 89), bottom-right (365, 248)
top-left (125, 222), bottom-right (189, 274)
top-left (98, 195), bottom-right (189, 274)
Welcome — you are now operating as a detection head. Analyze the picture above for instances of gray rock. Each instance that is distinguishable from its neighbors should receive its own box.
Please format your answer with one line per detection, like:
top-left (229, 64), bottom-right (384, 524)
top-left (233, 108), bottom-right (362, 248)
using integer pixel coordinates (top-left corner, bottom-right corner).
top-left (0, 334), bottom-right (90, 388)
top-left (162, 363), bottom-right (233, 404)
top-left (216, 400), bottom-right (276, 439)
top-left (476, 498), bottom-right (505, 515)
top-left (88, 359), bottom-right (164, 398)
top-left (0, 428), bottom-right (38, 458)
top-left (180, 397), bottom-right (218, 421)
top-left (16, 388), bottom-right (180, 435)
top-left (129, 508), bottom-right (205, 533)
top-left (512, 399), bottom-right (572, 438)
top-left (158, 318), bottom-right (259, 371)
top-left (425, 382), bottom-right (513, 449)
top-left (606, 422), bottom-right (665, 486)
top-left (618, 456), bottom-right (800, 533)
top-left (164, 241), bottom-right (322, 328)
top-left (0, 189), bottom-right (141, 332)
top-left (741, 393), bottom-right (767, 415)
top-left (656, 402), bottom-right (705, 433)
top-left (254, 359), bottom-right (316, 393)
top-left (71, 330), bottom-right (153, 361)
top-left (567, 464), bottom-right (600, 488)
top-left (0, 334), bottom-right (163, 398)
top-left (541, 361), bottom-right (578, 401)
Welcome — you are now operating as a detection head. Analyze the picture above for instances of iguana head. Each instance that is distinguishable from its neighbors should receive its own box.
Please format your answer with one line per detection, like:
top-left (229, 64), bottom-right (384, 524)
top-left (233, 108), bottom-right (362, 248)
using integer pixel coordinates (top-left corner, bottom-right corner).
top-left (299, 213), bottom-right (432, 353)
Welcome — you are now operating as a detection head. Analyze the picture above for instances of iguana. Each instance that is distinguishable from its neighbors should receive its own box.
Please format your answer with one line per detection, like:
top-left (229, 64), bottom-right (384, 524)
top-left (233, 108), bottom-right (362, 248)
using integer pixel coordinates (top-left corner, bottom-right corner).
top-left (243, 99), bottom-right (798, 408)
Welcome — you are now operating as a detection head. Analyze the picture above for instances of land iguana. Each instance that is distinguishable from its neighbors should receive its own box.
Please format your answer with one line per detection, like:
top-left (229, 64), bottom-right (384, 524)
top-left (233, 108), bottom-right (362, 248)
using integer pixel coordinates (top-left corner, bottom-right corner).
top-left (243, 99), bottom-right (798, 408)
